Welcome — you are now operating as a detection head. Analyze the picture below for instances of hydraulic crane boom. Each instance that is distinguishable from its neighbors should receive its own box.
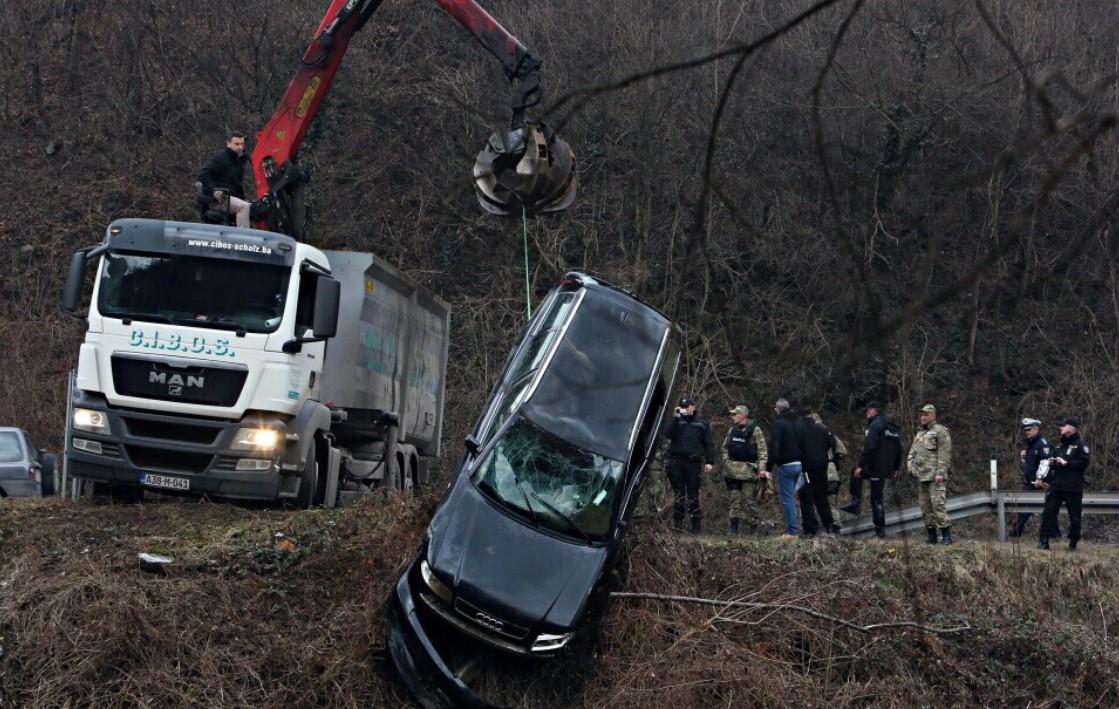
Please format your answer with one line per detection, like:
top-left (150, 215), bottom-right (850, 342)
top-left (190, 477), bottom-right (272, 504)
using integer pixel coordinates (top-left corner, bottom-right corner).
top-left (250, 0), bottom-right (575, 239)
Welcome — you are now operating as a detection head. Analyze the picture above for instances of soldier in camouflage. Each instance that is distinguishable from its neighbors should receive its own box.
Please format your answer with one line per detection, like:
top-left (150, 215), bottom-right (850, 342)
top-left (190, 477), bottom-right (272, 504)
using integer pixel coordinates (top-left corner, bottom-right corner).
top-left (907, 404), bottom-right (953, 544)
top-left (720, 405), bottom-right (769, 535)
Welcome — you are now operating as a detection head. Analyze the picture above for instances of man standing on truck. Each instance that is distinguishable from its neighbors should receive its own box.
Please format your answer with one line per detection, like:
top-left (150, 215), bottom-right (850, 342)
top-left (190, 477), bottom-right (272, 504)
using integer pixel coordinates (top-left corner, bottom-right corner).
top-left (664, 397), bottom-right (714, 534)
top-left (197, 132), bottom-right (251, 228)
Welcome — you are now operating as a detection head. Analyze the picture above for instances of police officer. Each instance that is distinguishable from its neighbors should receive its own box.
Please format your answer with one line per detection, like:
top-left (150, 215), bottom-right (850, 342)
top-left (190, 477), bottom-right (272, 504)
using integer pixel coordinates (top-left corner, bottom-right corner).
top-left (664, 397), bottom-right (714, 533)
top-left (907, 404), bottom-right (953, 544)
top-left (720, 405), bottom-right (769, 535)
top-left (840, 401), bottom-right (903, 538)
top-left (1011, 418), bottom-right (1055, 538)
top-left (1037, 417), bottom-right (1090, 551)
top-left (810, 412), bottom-right (845, 533)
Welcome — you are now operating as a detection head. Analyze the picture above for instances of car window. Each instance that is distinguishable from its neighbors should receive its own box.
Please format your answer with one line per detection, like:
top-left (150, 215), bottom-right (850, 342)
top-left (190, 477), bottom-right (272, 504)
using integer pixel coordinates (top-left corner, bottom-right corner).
top-left (521, 295), bottom-right (664, 461)
top-left (473, 416), bottom-right (623, 539)
top-left (22, 433), bottom-right (39, 462)
top-left (475, 292), bottom-right (579, 445)
top-left (0, 432), bottom-right (23, 463)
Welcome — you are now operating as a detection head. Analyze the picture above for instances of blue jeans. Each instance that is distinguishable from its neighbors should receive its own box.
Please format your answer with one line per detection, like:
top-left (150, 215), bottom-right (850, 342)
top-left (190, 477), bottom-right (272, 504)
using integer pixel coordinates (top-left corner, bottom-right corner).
top-left (778, 462), bottom-right (803, 535)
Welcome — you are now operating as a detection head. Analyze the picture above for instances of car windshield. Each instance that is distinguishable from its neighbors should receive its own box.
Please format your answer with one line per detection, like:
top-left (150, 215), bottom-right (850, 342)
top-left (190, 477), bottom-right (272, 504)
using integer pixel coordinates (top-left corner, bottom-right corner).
top-left (0, 432), bottom-right (22, 463)
top-left (97, 252), bottom-right (290, 334)
top-left (473, 416), bottom-right (623, 539)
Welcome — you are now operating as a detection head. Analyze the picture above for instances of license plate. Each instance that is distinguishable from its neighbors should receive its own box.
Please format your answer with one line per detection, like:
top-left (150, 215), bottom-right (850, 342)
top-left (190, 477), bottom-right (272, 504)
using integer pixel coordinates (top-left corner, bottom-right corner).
top-left (140, 473), bottom-right (190, 491)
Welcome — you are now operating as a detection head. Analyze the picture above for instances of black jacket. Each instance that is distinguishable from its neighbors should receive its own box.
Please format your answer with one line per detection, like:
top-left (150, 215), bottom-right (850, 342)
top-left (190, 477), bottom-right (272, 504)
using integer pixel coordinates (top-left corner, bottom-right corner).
top-left (768, 410), bottom-right (803, 468)
top-left (665, 415), bottom-right (713, 462)
top-left (197, 147), bottom-right (248, 199)
top-left (1020, 434), bottom-right (1051, 483)
top-left (859, 414), bottom-right (902, 478)
top-left (1047, 433), bottom-right (1090, 493)
top-left (798, 417), bottom-right (834, 479)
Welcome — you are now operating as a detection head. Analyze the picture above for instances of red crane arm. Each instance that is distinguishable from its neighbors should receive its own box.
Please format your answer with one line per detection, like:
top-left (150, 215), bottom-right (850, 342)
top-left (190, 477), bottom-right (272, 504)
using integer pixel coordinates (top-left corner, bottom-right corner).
top-left (247, 0), bottom-right (560, 238)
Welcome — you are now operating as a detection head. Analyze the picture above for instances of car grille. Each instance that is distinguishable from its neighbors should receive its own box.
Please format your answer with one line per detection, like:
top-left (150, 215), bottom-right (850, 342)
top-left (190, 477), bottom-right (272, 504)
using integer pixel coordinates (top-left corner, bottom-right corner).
top-left (123, 417), bottom-right (222, 445)
top-left (126, 445), bottom-right (212, 474)
top-left (454, 598), bottom-right (529, 640)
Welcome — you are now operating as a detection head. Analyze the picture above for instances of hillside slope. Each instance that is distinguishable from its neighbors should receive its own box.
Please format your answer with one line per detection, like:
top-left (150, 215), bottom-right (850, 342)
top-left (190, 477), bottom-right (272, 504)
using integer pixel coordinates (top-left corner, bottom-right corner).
top-left (2, 497), bottom-right (1116, 707)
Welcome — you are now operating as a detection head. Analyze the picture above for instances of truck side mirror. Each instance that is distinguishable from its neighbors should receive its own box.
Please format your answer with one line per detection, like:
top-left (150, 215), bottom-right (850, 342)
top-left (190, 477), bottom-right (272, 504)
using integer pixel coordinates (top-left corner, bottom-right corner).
top-left (62, 250), bottom-right (87, 317)
top-left (312, 277), bottom-right (340, 338)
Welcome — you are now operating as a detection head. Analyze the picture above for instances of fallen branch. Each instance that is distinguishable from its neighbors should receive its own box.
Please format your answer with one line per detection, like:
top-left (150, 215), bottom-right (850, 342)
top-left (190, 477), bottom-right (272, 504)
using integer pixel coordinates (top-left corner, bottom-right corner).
top-left (610, 591), bottom-right (975, 635)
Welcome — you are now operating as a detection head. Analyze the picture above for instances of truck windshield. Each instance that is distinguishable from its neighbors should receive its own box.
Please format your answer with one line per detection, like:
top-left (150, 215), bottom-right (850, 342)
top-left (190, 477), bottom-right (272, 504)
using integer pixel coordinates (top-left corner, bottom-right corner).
top-left (473, 416), bottom-right (623, 539)
top-left (97, 252), bottom-right (290, 333)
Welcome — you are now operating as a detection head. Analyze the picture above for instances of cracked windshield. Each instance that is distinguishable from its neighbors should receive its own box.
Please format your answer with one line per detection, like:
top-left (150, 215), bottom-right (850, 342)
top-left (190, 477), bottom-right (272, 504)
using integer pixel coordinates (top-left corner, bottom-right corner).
top-left (475, 416), bottom-right (623, 539)
top-left (98, 252), bottom-right (290, 333)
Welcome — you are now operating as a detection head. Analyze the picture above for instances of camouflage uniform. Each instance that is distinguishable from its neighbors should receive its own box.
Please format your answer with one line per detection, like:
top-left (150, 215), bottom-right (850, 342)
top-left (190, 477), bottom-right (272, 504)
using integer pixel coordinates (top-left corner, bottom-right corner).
top-left (720, 421), bottom-right (768, 532)
top-left (907, 417), bottom-right (952, 531)
top-left (827, 434), bottom-right (847, 524)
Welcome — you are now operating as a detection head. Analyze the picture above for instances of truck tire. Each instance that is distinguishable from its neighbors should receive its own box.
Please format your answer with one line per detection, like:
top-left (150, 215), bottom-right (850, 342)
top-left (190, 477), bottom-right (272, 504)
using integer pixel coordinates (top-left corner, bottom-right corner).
top-left (294, 438), bottom-right (320, 508)
top-left (40, 454), bottom-right (56, 496)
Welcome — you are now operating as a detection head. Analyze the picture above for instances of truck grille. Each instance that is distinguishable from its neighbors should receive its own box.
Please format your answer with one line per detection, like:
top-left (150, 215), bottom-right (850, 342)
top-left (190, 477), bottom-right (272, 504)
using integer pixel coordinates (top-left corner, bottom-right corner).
top-left (126, 445), bottom-right (212, 474)
top-left (123, 417), bottom-right (222, 445)
top-left (111, 355), bottom-right (247, 407)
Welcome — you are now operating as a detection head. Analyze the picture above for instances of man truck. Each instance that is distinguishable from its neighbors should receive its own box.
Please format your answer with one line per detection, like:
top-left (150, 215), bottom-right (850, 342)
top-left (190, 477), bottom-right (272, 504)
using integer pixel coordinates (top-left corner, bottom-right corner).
top-left (60, 219), bottom-right (449, 505)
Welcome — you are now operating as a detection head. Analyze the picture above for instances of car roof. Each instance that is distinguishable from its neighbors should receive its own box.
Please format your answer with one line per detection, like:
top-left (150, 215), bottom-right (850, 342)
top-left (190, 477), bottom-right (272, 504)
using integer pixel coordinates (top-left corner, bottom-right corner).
top-left (520, 277), bottom-right (672, 461)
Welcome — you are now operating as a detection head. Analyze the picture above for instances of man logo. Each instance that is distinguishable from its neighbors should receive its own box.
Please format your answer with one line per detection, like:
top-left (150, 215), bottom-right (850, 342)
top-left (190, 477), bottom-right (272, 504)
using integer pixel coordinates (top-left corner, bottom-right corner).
top-left (149, 371), bottom-right (204, 395)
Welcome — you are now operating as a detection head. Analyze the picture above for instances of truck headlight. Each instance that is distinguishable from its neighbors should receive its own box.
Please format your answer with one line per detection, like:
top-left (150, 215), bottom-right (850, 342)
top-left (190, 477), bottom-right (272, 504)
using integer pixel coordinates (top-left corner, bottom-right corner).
top-left (531, 631), bottom-right (574, 653)
top-left (420, 559), bottom-right (453, 604)
top-left (73, 408), bottom-right (111, 435)
top-left (232, 427), bottom-right (280, 452)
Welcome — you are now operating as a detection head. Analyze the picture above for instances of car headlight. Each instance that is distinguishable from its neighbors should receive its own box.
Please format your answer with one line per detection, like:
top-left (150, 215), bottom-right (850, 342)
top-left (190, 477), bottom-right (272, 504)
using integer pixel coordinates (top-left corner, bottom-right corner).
top-left (531, 631), bottom-right (574, 653)
top-left (231, 427), bottom-right (280, 452)
top-left (420, 559), bottom-right (453, 604)
top-left (73, 408), bottom-right (111, 435)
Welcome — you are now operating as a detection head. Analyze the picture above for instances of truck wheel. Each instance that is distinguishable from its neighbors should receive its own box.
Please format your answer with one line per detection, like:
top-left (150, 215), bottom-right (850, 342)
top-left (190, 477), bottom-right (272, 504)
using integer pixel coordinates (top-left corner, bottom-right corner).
top-left (40, 454), bottom-right (56, 496)
top-left (295, 439), bottom-right (320, 508)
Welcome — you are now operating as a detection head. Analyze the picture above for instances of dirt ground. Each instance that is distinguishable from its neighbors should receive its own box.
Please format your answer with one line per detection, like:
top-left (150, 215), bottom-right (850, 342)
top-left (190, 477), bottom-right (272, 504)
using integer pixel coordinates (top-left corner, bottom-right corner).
top-left (2, 494), bottom-right (1118, 708)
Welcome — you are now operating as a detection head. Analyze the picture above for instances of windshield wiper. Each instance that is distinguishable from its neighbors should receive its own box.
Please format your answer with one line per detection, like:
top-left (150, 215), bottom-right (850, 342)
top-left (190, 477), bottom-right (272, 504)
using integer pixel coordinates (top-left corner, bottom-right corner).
top-left (116, 312), bottom-right (173, 325)
top-left (527, 490), bottom-right (592, 543)
top-left (513, 476), bottom-right (541, 529)
top-left (173, 316), bottom-right (248, 335)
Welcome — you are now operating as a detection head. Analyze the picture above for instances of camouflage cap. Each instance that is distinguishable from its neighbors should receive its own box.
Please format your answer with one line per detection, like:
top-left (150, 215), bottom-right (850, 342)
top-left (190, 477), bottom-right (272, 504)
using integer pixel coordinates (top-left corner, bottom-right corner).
top-left (727, 405), bottom-right (749, 415)
top-left (919, 404), bottom-right (936, 414)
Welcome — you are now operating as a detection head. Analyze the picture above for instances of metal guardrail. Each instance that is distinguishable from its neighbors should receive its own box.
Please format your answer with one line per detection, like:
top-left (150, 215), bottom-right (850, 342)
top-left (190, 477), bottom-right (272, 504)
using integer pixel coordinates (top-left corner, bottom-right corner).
top-left (838, 458), bottom-right (1119, 540)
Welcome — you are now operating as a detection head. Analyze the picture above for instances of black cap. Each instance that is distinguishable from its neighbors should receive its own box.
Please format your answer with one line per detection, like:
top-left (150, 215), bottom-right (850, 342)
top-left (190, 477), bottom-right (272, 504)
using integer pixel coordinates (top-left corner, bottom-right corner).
top-left (1059, 416), bottom-right (1081, 428)
top-left (679, 397), bottom-right (695, 408)
top-left (863, 400), bottom-right (882, 412)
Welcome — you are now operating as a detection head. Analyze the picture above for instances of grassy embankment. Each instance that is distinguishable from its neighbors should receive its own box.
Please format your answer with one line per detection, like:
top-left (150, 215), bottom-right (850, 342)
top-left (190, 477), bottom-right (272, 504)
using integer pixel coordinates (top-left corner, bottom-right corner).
top-left (1, 495), bottom-right (1117, 707)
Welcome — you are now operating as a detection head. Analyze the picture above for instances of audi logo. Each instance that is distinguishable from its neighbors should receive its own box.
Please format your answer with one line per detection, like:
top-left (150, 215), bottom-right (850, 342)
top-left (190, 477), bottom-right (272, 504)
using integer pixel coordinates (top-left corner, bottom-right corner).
top-left (473, 611), bottom-right (505, 631)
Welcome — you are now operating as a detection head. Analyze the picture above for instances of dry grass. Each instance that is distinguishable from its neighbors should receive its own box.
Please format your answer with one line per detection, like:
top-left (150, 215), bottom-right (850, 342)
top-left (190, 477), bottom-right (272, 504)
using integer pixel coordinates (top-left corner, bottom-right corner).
top-left (3, 496), bottom-right (1118, 707)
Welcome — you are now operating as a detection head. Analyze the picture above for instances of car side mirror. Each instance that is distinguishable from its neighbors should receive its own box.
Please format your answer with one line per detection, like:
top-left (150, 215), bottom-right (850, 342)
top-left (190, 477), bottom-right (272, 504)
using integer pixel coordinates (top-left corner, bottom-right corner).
top-left (464, 435), bottom-right (481, 455)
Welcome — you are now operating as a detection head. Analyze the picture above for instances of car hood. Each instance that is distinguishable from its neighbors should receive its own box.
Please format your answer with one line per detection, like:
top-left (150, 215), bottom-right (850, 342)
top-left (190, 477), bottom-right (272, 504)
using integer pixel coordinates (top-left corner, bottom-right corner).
top-left (427, 475), bottom-right (609, 632)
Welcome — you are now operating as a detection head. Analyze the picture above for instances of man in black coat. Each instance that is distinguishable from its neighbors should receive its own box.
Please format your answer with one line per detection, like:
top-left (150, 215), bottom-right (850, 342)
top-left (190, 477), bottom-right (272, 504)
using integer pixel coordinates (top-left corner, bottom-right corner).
top-left (197, 132), bottom-right (251, 228)
top-left (1037, 416), bottom-right (1090, 551)
top-left (664, 397), bottom-right (714, 533)
top-left (798, 410), bottom-right (838, 536)
top-left (767, 398), bottom-right (805, 538)
top-left (840, 401), bottom-right (902, 538)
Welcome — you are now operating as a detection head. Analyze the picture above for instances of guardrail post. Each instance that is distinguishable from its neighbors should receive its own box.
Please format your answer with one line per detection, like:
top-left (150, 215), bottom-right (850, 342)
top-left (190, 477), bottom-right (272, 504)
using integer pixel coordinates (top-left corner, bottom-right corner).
top-left (991, 455), bottom-right (1007, 542)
